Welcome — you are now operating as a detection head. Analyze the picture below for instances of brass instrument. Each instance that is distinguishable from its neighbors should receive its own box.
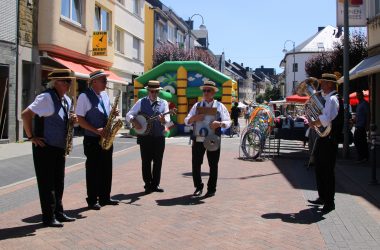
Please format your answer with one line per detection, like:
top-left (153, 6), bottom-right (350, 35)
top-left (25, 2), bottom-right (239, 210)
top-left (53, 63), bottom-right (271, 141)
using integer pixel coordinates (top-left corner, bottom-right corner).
top-left (64, 98), bottom-right (75, 156)
top-left (296, 77), bottom-right (331, 137)
top-left (100, 88), bottom-right (123, 150)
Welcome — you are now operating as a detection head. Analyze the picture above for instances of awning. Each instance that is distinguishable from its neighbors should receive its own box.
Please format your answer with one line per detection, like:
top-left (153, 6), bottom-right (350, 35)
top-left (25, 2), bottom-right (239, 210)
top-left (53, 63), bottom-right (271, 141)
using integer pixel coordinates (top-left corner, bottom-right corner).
top-left (349, 90), bottom-right (369, 106)
top-left (41, 56), bottom-right (128, 85)
top-left (286, 94), bottom-right (309, 104)
top-left (338, 54), bottom-right (380, 83)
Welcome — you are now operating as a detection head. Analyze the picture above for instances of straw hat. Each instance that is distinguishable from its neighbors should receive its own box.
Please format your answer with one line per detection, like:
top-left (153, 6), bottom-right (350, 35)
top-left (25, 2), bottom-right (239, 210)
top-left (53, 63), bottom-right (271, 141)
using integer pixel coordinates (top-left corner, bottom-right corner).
top-left (89, 69), bottom-right (109, 81)
top-left (145, 80), bottom-right (163, 90)
top-left (48, 69), bottom-right (75, 80)
top-left (200, 80), bottom-right (219, 92)
top-left (319, 73), bottom-right (339, 85)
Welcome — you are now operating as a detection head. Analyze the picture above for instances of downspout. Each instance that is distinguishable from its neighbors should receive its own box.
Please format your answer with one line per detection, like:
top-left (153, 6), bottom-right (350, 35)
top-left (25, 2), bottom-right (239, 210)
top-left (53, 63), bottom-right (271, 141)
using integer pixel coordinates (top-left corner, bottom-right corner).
top-left (15, 0), bottom-right (20, 141)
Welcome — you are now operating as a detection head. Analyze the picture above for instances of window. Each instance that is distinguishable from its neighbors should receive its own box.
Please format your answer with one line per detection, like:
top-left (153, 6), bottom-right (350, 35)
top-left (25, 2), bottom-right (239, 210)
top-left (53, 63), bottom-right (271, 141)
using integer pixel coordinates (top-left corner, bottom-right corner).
top-left (115, 28), bottom-right (124, 54)
top-left (132, 37), bottom-right (140, 60)
top-left (61, 0), bottom-right (82, 25)
top-left (376, 0), bottom-right (380, 15)
top-left (167, 23), bottom-right (175, 43)
top-left (156, 21), bottom-right (165, 42)
top-left (132, 0), bottom-right (140, 16)
top-left (117, 0), bottom-right (124, 5)
top-left (177, 31), bottom-right (184, 45)
top-left (292, 63), bottom-right (298, 73)
top-left (95, 5), bottom-right (110, 32)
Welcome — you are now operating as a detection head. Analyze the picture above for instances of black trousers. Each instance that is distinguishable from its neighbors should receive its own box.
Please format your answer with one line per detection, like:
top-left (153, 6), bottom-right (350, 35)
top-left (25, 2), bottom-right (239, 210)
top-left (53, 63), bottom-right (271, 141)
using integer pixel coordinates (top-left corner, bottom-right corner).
top-left (32, 144), bottom-right (65, 222)
top-left (192, 141), bottom-right (220, 192)
top-left (83, 136), bottom-right (113, 205)
top-left (354, 127), bottom-right (368, 160)
top-left (139, 136), bottom-right (165, 189)
top-left (313, 136), bottom-right (338, 205)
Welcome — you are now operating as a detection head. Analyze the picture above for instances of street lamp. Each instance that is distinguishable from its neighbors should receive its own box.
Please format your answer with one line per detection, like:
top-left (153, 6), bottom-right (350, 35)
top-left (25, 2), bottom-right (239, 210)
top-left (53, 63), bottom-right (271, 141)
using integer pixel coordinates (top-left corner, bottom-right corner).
top-left (282, 40), bottom-right (296, 95)
top-left (187, 14), bottom-right (206, 51)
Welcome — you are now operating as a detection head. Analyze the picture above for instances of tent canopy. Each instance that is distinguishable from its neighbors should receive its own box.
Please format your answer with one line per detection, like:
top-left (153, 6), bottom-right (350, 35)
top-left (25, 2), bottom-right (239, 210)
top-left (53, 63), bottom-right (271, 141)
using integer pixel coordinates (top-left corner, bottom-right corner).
top-left (286, 94), bottom-right (309, 104)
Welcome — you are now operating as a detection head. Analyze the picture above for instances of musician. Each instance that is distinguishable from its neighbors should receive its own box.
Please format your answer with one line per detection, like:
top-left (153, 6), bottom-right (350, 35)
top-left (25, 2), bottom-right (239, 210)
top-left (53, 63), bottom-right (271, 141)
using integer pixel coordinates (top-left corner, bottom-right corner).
top-left (21, 69), bottom-right (76, 227)
top-left (184, 81), bottom-right (231, 197)
top-left (308, 73), bottom-right (343, 213)
top-left (76, 70), bottom-right (119, 210)
top-left (126, 80), bottom-right (170, 194)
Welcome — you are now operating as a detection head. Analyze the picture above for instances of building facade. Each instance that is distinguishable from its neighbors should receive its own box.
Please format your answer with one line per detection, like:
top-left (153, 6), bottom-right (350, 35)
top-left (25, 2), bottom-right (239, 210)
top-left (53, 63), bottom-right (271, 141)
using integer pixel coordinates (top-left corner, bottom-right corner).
top-left (0, 0), bottom-right (17, 142)
top-left (38, 0), bottom-right (126, 117)
top-left (280, 25), bottom-right (341, 97)
top-left (113, 0), bottom-right (145, 116)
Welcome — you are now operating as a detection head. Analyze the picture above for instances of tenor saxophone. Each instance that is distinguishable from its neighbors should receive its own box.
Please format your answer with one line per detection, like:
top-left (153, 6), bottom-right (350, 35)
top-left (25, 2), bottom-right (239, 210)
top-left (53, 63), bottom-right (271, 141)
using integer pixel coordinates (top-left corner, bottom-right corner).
top-left (100, 88), bottom-right (123, 150)
top-left (64, 99), bottom-right (75, 156)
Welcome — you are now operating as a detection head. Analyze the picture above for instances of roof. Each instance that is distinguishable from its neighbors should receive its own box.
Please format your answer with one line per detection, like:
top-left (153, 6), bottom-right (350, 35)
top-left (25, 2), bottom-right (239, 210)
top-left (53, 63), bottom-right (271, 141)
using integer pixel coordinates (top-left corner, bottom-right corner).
top-left (135, 61), bottom-right (232, 84)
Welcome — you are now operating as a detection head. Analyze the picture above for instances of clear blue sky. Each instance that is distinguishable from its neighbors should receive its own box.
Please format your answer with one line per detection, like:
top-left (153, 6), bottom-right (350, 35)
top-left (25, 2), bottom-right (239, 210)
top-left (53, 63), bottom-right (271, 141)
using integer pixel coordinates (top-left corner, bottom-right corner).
top-left (160, 0), bottom-right (337, 73)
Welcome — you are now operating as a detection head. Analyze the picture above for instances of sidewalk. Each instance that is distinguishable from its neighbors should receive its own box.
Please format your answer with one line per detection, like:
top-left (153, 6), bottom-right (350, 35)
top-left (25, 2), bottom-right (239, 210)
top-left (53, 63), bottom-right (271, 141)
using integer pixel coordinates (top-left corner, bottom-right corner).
top-left (0, 135), bottom-right (379, 249)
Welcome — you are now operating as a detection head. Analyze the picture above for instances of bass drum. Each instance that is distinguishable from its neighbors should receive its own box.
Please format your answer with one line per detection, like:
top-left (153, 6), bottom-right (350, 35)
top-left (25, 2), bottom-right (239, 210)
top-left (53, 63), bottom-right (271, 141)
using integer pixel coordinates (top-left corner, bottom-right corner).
top-left (241, 128), bottom-right (263, 159)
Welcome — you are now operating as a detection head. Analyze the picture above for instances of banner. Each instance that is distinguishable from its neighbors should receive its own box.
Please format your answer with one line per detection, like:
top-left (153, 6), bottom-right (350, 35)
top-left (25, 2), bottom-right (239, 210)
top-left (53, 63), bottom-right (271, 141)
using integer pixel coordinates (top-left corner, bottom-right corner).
top-left (92, 31), bottom-right (107, 56)
top-left (336, 0), bottom-right (367, 27)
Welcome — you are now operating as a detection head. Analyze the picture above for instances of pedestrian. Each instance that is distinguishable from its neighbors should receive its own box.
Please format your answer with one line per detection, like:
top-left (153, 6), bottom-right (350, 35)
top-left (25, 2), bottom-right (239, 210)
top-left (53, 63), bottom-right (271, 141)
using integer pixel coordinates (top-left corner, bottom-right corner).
top-left (230, 102), bottom-right (241, 127)
top-left (308, 73), bottom-right (343, 213)
top-left (76, 70), bottom-right (119, 210)
top-left (353, 90), bottom-right (369, 162)
top-left (184, 81), bottom-right (231, 197)
top-left (245, 105), bottom-right (252, 125)
top-left (21, 69), bottom-right (77, 227)
top-left (126, 80), bottom-right (170, 194)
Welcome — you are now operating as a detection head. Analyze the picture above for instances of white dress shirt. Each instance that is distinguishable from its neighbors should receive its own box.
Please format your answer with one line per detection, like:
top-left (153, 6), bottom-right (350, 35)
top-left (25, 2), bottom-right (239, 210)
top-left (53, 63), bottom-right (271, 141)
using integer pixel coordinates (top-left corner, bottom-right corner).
top-left (319, 91), bottom-right (339, 128)
top-left (184, 99), bottom-right (231, 128)
top-left (76, 89), bottom-right (110, 117)
top-left (28, 92), bottom-right (72, 120)
top-left (126, 97), bottom-right (170, 124)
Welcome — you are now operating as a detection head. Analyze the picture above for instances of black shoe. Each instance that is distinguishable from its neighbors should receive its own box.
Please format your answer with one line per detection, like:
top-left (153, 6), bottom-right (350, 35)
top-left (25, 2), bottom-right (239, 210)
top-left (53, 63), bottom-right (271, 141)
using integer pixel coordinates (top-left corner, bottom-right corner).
top-left (308, 198), bottom-right (324, 206)
top-left (145, 188), bottom-right (152, 194)
top-left (88, 203), bottom-right (101, 210)
top-left (151, 186), bottom-right (164, 192)
top-left (204, 190), bottom-right (216, 198)
top-left (43, 219), bottom-right (64, 228)
top-left (56, 213), bottom-right (76, 222)
top-left (321, 203), bottom-right (335, 213)
top-left (99, 199), bottom-right (119, 206)
top-left (193, 184), bottom-right (204, 197)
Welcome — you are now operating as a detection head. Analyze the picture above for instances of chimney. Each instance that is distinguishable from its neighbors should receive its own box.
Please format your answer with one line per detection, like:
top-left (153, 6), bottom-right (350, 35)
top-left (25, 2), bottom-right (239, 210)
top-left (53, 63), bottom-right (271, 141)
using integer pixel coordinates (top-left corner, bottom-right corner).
top-left (261, 65), bottom-right (264, 69)
top-left (241, 63), bottom-right (243, 67)
top-left (318, 26), bottom-right (325, 32)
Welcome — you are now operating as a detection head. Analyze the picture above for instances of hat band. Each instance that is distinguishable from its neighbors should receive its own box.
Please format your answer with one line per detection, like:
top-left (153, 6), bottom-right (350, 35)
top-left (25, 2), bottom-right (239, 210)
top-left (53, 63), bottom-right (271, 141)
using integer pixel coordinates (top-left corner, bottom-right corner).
top-left (51, 72), bottom-right (72, 78)
top-left (90, 72), bottom-right (107, 79)
top-left (321, 76), bottom-right (336, 81)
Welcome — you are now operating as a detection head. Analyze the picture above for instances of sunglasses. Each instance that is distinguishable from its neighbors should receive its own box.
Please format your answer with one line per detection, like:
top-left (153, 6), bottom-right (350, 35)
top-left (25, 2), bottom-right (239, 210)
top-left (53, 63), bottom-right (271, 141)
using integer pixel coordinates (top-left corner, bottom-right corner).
top-left (202, 89), bottom-right (213, 93)
top-left (149, 90), bottom-right (159, 94)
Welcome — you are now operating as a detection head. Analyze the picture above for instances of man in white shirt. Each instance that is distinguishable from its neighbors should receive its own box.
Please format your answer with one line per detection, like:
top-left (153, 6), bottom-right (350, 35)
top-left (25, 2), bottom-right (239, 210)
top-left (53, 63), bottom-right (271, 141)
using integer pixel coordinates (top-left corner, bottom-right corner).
top-left (126, 80), bottom-right (170, 194)
top-left (76, 70), bottom-right (119, 210)
top-left (184, 81), bottom-right (231, 197)
top-left (308, 73), bottom-right (343, 213)
top-left (21, 69), bottom-right (77, 227)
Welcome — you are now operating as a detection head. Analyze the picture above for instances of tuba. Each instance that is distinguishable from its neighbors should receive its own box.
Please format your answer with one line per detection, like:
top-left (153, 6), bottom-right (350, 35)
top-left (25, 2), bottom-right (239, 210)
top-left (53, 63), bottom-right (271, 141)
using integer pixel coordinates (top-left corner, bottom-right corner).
top-left (100, 88), bottom-right (123, 150)
top-left (296, 77), bottom-right (331, 137)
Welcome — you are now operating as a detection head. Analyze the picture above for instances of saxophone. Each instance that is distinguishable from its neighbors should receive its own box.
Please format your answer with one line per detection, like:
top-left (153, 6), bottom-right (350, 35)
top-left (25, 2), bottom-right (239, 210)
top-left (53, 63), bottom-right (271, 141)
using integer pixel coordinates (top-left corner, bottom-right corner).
top-left (64, 98), bottom-right (75, 156)
top-left (100, 88), bottom-right (123, 150)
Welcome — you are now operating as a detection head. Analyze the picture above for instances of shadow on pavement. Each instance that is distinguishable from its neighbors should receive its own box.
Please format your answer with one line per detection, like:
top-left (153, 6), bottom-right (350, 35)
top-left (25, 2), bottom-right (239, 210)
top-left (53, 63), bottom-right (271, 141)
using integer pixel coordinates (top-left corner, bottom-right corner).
top-left (261, 207), bottom-right (326, 225)
top-left (0, 223), bottom-right (44, 241)
top-left (112, 192), bottom-right (146, 205)
top-left (182, 172), bottom-right (209, 178)
top-left (65, 206), bottom-right (89, 219)
top-left (156, 194), bottom-right (205, 206)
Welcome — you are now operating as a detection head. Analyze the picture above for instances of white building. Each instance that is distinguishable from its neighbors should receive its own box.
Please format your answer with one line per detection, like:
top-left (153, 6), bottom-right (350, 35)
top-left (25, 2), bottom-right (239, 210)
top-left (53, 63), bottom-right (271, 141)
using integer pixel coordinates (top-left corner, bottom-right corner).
top-left (280, 25), bottom-right (342, 97)
top-left (112, 0), bottom-right (145, 116)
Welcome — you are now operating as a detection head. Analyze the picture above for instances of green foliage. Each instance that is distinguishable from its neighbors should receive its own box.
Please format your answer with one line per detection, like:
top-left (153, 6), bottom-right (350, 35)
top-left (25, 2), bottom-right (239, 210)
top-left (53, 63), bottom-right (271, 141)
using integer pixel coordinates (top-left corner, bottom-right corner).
top-left (256, 94), bottom-right (264, 103)
top-left (305, 31), bottom-right (368, 78)
top-left (264, 86), bottom-right (281, 101)
top-left (153, 43), bottom-right (218, 69)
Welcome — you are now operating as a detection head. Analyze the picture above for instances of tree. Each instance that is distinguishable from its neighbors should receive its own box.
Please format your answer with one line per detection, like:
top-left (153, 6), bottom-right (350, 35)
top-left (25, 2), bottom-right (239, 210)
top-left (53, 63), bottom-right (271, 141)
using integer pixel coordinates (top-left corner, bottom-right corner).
top-left (153, 43), bottom-right (218, 69)
top-left (264, 86), bottom-right (281, 101)
top-left (256, 94), bottom-right (264, 104)
top-left (305, 31), bottom-right (367, 78)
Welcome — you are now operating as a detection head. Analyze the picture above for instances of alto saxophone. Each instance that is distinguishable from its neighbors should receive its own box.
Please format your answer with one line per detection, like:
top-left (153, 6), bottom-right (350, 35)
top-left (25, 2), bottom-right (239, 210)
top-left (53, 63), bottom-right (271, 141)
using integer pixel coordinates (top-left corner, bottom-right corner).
top-left (100, 88), bottom-right (123, 150)
top-left (64, 98), bottom-right (75, 156)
